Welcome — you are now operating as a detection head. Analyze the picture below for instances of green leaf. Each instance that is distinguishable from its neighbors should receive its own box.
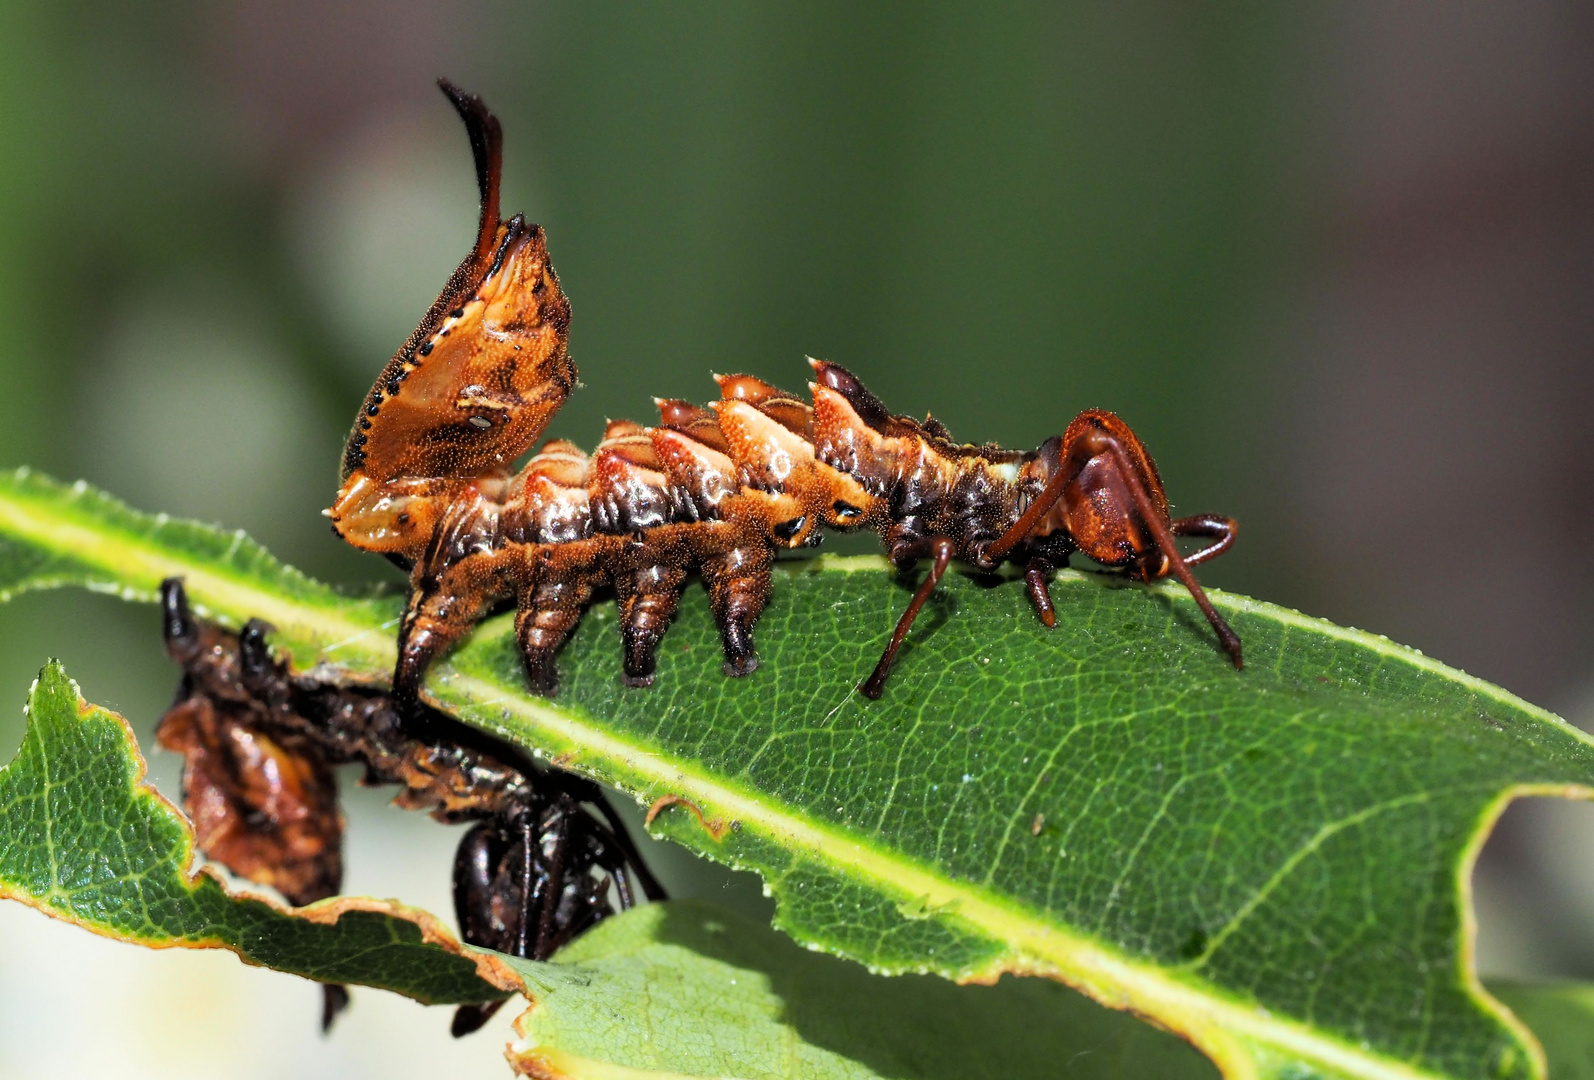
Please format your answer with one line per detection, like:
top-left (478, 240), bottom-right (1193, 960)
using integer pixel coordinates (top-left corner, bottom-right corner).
top-left (0, 467), bottom-right (1589, 1080)
top-left (0, 649), bottom-right (1262, 1078)
top-left (512, 920), bottom-right (1594, 1080)
top-left (508, 898), bottom-right (1215, 1080)
top-left (1486, 984), bottom-right (1594, 1080)
top-left (0, 651), bottom-right (1209, 1079)
top-left (0, 656), bottom-right (514, 1005)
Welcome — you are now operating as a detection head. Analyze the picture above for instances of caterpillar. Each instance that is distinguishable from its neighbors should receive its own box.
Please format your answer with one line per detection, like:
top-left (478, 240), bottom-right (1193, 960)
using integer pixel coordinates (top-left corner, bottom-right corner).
top-left (157, 578), bottom-right (664, 1036)
top-left (328, 82), bottom-right (1241, 707)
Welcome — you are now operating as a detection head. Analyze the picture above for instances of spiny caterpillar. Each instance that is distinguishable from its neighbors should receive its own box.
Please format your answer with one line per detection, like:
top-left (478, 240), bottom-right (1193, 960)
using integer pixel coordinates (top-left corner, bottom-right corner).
top-left (327, 82), bottom-right (1241, 707)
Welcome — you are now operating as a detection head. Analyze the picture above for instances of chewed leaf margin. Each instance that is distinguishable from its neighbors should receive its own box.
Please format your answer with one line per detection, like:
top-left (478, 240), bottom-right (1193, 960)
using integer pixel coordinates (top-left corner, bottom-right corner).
top-left (0, 657), bottom-right (516, 1004)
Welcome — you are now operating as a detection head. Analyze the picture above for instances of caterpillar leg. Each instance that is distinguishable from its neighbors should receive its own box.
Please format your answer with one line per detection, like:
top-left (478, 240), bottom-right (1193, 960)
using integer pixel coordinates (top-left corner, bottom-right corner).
top-left (1024, 555), bottom-right (1058, 629)
top-left (451, 1000), bottom-right (506, 1039)
top-left (395, 547), bottom-right (519, 707)
top-left (1172, 513), bottom-right (1237, 566)
top-left (614, 559), bottom-right (688, 687)
top-left (321, 985), bottom-right (351, 1033)
top-left (581, 786), bottom-right (669, 902)
top-left (699, 541), bottom-right (773, 678)
top-left (514, 544), bottom-right (608, 696)
top-left (529, 798), bottom-right (573, 959)
top-left (861, 535), bottom-right (955, 699)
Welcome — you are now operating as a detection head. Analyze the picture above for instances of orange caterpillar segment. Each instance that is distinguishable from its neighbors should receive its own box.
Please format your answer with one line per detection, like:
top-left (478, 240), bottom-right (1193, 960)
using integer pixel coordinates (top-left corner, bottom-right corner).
top-left (714, 373), bottom-right (814, 438)
top-left (387, 386), bottom-right (826, 703)
top-left (711, 376), bottom-right (884, 532)
top-left (649, 422), bottom-right (740, 512)
top-left (327, 81), bottom-right (576, 563)
top-left (337, 85), bottom-right (1242, 707)
top-left (381, 356), bottom-right (1240, 703)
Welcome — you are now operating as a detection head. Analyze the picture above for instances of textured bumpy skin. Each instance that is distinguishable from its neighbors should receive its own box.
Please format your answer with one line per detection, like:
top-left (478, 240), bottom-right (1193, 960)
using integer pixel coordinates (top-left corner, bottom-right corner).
top-left (334, 86), bottom-right (1239, 705)
top-left (391, 381), bottom-right (868, 700)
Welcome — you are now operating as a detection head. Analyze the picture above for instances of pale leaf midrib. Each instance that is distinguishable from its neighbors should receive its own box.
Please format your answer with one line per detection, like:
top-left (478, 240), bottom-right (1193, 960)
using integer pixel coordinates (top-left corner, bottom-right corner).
top-left (0, 477), bottom-right (1567, 741)
top-left (0, 483), bottom-right (392, 663)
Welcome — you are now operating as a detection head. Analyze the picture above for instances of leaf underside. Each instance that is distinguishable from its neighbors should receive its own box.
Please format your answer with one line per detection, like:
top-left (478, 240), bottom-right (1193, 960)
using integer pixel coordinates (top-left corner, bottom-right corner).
top-left (506, 899), bottom-right (1217, 1080)
top-left (509, 909), bottom-right (1594, 1080)
top-left (2, 468), bottom-right (1591, 1080)
top-left (1487, 984), bottom-right (1594, 1080)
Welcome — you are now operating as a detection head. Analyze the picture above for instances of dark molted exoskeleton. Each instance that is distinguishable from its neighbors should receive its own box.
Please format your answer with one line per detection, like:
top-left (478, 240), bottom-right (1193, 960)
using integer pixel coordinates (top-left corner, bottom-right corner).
top-left (157, 578), bottom-right (665, 1037)
top-left (158, 579), bottom-right (350, 1031)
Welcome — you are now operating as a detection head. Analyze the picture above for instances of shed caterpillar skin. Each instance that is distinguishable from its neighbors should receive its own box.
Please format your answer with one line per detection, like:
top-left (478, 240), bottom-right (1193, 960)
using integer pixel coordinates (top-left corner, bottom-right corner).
top-left (331, 84), bottom-right (1241, 706)
top-left (157, 579), bottom-right (664, 1037)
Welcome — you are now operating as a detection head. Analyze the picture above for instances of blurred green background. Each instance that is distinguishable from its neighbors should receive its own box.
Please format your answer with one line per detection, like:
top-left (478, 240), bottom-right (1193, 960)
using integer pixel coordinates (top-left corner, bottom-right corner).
top-left (2, 3), bottom-right (1592, 1076)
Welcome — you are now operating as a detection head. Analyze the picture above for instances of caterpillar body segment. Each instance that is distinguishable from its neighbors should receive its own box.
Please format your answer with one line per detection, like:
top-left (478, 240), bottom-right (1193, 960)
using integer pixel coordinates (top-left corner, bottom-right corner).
top-left (389, 379), bottom-right (860, 703)
top-left (337, 85), bottom-right (1242, 706)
